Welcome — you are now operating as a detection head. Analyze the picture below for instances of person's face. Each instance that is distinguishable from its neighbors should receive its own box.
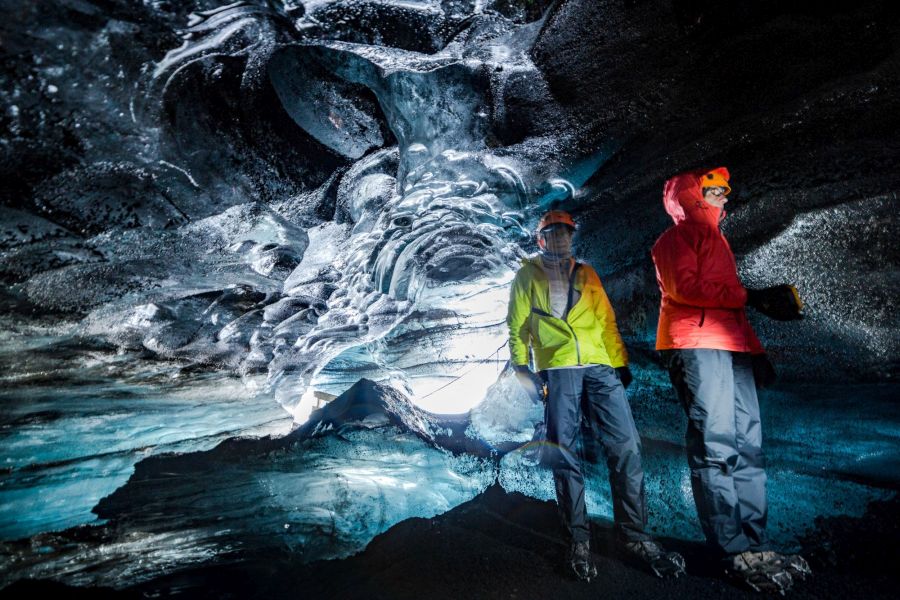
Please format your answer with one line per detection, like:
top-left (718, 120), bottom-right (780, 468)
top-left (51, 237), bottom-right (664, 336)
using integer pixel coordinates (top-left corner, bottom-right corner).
top-left (540, 224), bottom-right (574, 254)
top-left (702, 186), bottom-right (728, 209)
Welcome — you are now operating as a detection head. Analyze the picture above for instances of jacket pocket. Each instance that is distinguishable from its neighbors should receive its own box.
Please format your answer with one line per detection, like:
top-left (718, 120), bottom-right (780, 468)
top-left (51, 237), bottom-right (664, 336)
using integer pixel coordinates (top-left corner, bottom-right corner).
top-left (534, 316), bottom-right (568, 350)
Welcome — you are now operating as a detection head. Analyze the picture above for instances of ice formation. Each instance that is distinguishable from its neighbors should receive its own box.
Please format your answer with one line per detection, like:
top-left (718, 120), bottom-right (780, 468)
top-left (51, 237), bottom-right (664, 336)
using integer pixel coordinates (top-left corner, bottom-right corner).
top-left (1, 0), bottom-right (897, 592)
top-left (3, 379), bottom-right (496, 586)
top-left (129, 2), bottom-right (582, 421)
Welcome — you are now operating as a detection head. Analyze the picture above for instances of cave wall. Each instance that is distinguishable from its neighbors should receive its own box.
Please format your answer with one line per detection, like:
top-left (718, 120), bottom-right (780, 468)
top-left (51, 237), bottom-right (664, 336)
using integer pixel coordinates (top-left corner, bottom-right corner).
top-left (532, 0), bottom-right (900, 380)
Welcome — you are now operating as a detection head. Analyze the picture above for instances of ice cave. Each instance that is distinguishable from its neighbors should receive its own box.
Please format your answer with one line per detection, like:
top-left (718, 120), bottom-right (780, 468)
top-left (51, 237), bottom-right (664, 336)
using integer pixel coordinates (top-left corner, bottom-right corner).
top-left (0, 1), bottom-right (898, 598)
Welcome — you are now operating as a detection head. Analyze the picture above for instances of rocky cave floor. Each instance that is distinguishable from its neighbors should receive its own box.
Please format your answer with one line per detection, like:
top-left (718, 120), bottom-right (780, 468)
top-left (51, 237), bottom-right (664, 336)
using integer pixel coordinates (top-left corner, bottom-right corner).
top-left (4, 484), bottom-right (897, 600)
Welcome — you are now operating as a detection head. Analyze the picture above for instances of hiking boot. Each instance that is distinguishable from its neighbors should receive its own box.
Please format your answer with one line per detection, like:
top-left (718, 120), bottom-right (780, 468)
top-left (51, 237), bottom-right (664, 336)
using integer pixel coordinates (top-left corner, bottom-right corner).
top-left (620, 540), bottom-right (687, 578)
top-left (569, 540), bottom-right (598, 582)
top-left (725, 551), bottom-right (794, 594)
top-left (764, 552), bottom-right (812, 582)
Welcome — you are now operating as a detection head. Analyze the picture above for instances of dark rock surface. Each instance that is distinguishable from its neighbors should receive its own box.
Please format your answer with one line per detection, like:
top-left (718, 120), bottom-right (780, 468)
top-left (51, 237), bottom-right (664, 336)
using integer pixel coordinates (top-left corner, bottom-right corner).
top-left (1, 1), bottom-right (898, 595)
top-left (4, 485), bottom-right (896, 599)
top-left (531, 0), bottom-right (900, 380)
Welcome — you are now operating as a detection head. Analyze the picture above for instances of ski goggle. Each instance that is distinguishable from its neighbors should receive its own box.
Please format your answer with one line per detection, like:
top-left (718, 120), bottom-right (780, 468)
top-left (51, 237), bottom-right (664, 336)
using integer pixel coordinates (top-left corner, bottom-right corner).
top-left (539, 223), bottom-right (576, 235)
top-left (703, 186), bottom-right (728, 197)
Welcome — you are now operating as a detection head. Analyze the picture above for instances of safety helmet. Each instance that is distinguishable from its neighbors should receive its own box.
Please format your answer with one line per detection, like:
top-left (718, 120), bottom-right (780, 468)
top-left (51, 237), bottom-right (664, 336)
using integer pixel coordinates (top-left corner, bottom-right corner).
top-left (536, 210), bottom-right (576, 250)
top-left (700, 168), bottom-right (731, 195)
top-left (537, 210), bottom-right (576, 233)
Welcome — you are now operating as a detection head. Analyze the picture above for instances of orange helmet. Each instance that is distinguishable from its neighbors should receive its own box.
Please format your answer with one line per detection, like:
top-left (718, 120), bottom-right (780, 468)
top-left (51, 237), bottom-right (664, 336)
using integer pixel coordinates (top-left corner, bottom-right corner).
top-left (700, 168), bottom-right (731, 195)
top-left (537, 210), bottom-right (576, 233)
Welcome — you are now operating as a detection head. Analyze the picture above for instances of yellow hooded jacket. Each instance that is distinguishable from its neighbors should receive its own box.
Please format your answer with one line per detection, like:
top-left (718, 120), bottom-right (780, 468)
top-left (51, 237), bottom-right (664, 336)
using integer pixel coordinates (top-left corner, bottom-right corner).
top-left (507, 256), bottom-right (628, 370)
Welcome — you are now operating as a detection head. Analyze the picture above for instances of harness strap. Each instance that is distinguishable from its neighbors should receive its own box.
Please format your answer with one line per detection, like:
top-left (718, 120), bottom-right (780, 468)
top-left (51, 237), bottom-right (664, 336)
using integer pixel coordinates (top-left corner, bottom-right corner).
top-left (564, 262), bottom-right (581, 319)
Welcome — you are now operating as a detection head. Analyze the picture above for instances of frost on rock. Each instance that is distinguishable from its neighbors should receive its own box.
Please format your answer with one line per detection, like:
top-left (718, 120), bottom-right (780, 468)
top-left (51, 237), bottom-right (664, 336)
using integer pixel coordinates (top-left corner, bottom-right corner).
top-left (740, 194), bottom-right (899, 379)
top-left (65, 203), bottom-right (310, 371)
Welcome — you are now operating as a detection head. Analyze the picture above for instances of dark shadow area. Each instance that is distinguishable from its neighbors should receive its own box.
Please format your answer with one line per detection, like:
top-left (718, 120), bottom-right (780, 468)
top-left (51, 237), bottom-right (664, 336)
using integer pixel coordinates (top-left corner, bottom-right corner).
top-left (5, 484), bottom-right (896, 599)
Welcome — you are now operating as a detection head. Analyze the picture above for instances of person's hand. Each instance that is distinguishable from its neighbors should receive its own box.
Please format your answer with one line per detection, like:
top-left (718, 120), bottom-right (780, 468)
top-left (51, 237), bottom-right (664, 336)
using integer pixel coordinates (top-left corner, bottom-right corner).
top-left (746, 285), bottom-right (804, 321)
top-left (616, 366), bottom-right (633, 389)
top-left (751, 354), bottom-right (777, 389)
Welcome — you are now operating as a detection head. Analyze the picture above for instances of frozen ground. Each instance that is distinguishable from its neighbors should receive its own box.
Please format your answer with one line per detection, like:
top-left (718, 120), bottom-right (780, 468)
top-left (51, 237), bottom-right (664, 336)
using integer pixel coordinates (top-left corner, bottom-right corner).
top-left (0, 318), bottom-right (293, 541)
top-left (1, 357), bottom-right (896, 590)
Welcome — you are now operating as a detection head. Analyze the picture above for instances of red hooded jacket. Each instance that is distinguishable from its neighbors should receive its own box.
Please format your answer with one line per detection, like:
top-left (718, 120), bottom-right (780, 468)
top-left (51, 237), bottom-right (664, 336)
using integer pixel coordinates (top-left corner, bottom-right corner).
top-left (651, 168), bottom-right (764, 353)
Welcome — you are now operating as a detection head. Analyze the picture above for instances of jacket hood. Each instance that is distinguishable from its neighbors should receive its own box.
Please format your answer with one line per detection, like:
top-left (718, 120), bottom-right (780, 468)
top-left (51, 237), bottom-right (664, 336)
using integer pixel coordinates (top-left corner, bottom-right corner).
top-left (662, 167), bottom-right (729, 226)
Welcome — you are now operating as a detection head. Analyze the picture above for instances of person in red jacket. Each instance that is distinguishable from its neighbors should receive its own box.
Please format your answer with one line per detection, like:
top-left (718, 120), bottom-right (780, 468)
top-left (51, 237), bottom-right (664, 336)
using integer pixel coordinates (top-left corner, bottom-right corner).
top-left (651, 168), bottom-right (810, 593)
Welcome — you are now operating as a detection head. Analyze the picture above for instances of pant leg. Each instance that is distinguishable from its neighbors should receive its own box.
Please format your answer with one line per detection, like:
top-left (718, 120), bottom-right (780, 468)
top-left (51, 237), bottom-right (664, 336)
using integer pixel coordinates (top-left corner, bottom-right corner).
top-left (668, 349), bottom-right (751, 556)
top-left (582, 364), bottom-right (650, 542)
top-left (732, 352), bottom-right (769, 551)
top-left (545, 368), bottom-right (589, 542)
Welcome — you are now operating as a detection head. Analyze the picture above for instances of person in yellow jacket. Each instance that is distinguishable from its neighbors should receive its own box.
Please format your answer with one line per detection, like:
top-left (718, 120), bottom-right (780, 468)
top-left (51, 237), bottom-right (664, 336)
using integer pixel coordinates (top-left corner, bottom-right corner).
top-left (507, 210), bottom-right (685, 581)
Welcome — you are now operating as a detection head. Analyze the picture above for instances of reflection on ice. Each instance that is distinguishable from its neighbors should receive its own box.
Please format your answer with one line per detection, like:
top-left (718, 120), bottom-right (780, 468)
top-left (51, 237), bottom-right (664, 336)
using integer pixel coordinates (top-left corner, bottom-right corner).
top-left (0, 320), bottom-right (290, 539)
top-left (2, 380), bottom-right (495, 587)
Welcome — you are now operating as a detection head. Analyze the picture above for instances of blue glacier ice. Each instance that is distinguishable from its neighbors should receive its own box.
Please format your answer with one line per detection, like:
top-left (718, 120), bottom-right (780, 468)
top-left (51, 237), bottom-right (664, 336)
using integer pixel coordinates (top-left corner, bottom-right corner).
top-left (0, 0), bottom-right (897, 594)
top-left (2, 379), bottom-right (495, 587)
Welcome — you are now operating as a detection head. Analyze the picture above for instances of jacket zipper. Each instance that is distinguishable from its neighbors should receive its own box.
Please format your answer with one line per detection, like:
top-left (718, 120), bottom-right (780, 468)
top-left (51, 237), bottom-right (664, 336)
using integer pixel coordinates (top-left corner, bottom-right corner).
top-left (698, 308), bottom-right (706, 328)
top-left (563, 262), bottom-right (581, 364)
top-left (565, 321), bottom-right (582, 365)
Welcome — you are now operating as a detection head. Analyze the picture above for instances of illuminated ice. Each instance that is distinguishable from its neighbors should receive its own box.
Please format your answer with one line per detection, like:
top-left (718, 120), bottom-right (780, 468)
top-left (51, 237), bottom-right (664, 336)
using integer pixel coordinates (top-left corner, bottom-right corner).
top-left (0, 333), bottom-right (292, 541)
top-left (261, 30), bottom-right (562, 420)
top-left (3, 1), bottom-right (896, 593)
top-left (468, 365), bottom-right (544, 445)
top-left (3, 1), bottom-right (578, 425)
top-left (1, 379), bottom-right (494, 587)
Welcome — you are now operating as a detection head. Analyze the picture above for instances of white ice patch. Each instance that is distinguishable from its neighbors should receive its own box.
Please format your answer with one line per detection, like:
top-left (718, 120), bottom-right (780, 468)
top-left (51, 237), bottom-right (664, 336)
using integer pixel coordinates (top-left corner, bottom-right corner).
top-left (468, 367), bottom-right (544, 445)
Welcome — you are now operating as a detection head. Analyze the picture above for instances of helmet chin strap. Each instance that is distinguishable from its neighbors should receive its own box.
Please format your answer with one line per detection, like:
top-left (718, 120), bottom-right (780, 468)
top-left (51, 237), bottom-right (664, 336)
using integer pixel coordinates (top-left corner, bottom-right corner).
top-left (540, 247), bottom-right (573, 263)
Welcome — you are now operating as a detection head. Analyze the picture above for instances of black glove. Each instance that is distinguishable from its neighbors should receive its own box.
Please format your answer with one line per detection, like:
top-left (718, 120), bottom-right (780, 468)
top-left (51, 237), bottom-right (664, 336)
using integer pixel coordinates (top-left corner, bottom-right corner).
top-left (751, 353), bottom-right (777, 389)
top-left (746, 285), bottom-right (804, 321)
top-left (616, 366), bottom-right (633, 389)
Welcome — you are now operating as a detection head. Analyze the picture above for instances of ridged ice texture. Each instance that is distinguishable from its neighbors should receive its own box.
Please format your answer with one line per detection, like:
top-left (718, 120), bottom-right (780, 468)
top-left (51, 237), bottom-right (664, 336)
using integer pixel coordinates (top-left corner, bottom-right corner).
top-left (0, 1), bottom-right (585, 422)
top-left (262, 15), bottom-right (567, 419)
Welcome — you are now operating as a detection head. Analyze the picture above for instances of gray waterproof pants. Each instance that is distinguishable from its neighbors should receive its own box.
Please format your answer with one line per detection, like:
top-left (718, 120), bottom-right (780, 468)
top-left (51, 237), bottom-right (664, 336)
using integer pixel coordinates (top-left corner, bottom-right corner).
top-left (665, 349), bottom-right (769, 556)
top-left (545, 365), bottom-right (649, 543)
